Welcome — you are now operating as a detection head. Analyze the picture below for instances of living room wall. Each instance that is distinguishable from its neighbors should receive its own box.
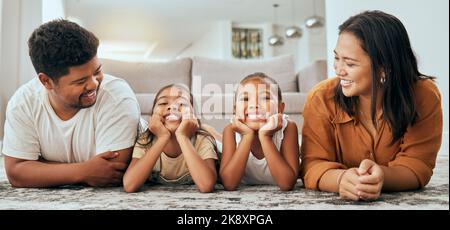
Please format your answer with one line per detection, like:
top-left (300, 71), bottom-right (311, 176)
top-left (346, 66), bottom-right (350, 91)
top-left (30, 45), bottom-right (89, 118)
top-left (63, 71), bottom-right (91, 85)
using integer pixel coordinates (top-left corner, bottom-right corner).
top-left (0, 0), bottom-right (45, 141)
top-left (325, 0), bottom-right (449, 154)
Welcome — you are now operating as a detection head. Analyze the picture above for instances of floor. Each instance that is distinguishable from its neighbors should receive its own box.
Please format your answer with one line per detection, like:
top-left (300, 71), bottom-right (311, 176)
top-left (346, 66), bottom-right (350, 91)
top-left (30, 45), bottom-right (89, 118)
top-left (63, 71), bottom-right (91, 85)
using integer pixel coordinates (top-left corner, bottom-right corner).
top-left (0, 153), bottom-right (448, 210)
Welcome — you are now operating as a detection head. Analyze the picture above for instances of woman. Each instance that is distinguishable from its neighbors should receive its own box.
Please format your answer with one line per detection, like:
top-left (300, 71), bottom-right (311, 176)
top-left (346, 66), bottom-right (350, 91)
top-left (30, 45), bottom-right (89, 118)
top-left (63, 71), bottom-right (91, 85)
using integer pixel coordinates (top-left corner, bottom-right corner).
top-left (300, 10), bottom-right (442, 201)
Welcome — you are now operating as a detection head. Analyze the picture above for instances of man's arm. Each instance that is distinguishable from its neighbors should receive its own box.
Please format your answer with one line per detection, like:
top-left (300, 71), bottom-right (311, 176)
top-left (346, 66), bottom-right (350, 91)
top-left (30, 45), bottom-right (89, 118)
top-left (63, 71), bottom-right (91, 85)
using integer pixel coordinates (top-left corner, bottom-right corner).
top-left (5, 155), bottom-right (85, 187)
top-left (4, 148), bottom-right (131, 188)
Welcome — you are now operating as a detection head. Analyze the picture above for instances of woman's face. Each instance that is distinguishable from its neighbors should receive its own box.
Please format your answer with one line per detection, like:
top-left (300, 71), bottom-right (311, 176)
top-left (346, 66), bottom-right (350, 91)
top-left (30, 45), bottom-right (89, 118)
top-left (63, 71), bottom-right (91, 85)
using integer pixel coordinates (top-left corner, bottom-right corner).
top-left (334, 32), bottom-right (374, 98)
top-left (152, 87), bottom-right (192, 132)
top-left (235, 78), bottom-right (283, 130)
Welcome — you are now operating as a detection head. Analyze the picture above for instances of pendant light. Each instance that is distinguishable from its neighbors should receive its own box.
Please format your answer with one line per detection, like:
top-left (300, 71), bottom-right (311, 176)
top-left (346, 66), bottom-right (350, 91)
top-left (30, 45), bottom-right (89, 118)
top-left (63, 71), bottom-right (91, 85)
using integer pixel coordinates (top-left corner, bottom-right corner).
top-left (285, 0), bottom-right (302, 38)
top-left (305, 0), bottom-right (324, 29)
top-left (268, 4), bottom-right (284, 46)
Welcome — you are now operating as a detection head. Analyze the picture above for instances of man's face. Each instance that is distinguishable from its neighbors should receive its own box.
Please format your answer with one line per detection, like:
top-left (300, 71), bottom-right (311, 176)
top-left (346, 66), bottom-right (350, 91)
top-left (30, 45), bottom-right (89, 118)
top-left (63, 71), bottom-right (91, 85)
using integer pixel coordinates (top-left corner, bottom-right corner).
top-left (48, 56), bottom-right (103, 111)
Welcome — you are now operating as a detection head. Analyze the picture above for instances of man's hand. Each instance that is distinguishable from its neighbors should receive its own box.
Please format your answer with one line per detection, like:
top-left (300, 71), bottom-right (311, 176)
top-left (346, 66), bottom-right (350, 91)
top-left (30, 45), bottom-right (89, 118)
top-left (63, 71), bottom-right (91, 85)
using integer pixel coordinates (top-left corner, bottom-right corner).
top-left (81, 151), bottom-right (128, 187)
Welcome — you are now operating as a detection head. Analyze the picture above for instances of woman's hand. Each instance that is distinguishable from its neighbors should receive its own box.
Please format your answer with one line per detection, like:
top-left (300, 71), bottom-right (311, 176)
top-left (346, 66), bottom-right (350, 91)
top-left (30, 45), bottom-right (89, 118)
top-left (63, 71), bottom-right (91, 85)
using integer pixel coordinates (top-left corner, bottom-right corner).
top-left (338, 159), bottom-right (384, 201)
top-left (231, 116), bottom-right (255, 137)
top-left (149, 114), bottom-right (171, 139)
top-left (338, 168), bottom-right (362, 201)
top-left (356, 159), bottom-right (384, 201)
top-left (258, 113), bottom-right (283, 138)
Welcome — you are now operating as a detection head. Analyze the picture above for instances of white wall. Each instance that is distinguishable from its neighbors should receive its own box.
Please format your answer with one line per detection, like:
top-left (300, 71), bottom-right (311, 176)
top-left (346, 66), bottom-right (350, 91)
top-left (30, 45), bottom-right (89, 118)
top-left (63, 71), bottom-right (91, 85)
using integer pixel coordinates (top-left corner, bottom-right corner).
top-left (0, 0), bottom-right (2, 150)
top-left (0, 0), bottom-right (43, 140)
top-left (325, 0), bottom-right (449, 154)
top-left (273, 24), bottom-right (327, 71)
top-left (178, 21), bottom-right (232, 59)
top-left (178, 21), bottom-right (328, 73)
top-left (42, 0), bottom-right (65, 23)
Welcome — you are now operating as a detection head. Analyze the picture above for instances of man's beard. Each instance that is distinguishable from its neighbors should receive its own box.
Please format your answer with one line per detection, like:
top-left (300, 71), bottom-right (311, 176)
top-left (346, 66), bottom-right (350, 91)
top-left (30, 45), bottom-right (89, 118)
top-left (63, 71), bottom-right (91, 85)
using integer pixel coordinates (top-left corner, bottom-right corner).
top-left (72, 85), bottom-right (100, 109)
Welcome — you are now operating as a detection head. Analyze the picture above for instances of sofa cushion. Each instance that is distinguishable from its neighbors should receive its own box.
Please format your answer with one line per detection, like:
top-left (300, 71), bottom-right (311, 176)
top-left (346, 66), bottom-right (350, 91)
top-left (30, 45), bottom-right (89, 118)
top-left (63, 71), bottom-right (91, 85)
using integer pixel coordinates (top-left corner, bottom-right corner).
top-left (191, 55), bottom-right (298, 93)
top-left (136, 94), bottom-right (156, 115)
top-left (100, 58), bottom-right (192, 93)
top-left (282, 92), bottom-right (307, 114)
top-left (298, 60), bottom-right (328, 93)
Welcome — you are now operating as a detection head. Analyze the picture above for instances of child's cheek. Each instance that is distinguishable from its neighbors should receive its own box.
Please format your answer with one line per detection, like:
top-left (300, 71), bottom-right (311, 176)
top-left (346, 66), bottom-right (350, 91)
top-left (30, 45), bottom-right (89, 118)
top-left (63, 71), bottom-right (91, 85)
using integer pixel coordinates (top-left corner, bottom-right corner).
top-left (235, 103), bottom-right (246, 119)
top-left (152, 107), bottom-right (162, 116)
top-left (266, 101), bottom-right (279, 115)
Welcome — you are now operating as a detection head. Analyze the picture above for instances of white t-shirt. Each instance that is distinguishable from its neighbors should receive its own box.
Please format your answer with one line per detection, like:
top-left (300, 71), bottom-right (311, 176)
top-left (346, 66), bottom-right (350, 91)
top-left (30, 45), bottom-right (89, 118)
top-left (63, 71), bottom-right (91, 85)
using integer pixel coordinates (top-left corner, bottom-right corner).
top-left (2, 74), bottom-right (140, 163)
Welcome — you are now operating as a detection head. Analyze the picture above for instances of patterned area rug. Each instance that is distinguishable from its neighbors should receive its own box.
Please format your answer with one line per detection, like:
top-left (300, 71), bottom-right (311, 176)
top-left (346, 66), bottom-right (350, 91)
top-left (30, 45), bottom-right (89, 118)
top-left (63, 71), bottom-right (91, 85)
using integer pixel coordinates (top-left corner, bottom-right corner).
top-left (0, 155), bottom-right (448, 210)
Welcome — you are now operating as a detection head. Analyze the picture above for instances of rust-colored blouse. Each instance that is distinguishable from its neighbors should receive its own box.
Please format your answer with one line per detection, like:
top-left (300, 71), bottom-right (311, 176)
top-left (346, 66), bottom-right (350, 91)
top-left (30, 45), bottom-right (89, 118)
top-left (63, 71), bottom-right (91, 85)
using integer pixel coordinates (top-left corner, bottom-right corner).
top-left (300, 77), bottom-right (442, 190)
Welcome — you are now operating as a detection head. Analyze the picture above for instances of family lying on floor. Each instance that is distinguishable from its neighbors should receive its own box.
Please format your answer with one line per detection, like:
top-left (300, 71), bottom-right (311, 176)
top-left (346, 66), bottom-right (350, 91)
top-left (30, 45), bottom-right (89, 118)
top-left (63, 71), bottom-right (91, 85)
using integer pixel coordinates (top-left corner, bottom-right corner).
top-left (1, 10), bottom-right (442, 201)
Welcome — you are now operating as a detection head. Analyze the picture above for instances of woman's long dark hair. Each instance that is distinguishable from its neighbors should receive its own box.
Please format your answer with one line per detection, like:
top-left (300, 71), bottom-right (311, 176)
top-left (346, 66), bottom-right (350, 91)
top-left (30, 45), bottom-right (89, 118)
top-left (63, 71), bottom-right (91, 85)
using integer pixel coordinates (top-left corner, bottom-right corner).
top-left (334, 10), bottom-right (434, 145)
top-left (137, 84), bottom-right (218, 156)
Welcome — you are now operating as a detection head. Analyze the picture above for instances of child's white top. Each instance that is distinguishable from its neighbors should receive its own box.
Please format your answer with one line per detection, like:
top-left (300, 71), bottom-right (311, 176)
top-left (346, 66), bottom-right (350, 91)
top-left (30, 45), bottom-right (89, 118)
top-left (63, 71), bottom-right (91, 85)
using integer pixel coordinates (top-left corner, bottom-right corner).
top-left (235, 114), bottom-right (289, 185)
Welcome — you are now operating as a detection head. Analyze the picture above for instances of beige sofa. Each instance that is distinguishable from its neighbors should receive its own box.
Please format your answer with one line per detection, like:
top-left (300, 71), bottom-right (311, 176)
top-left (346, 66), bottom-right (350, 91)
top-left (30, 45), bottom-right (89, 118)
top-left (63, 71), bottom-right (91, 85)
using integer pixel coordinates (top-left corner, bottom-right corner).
top-left (100, 56), bottom-right (327, 133)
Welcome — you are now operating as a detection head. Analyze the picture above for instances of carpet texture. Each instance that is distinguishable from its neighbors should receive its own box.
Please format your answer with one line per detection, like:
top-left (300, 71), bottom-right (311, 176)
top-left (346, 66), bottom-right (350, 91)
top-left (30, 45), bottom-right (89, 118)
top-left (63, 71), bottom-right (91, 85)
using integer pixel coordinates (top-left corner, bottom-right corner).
top-left (0, 154), bottom-right (448, 210)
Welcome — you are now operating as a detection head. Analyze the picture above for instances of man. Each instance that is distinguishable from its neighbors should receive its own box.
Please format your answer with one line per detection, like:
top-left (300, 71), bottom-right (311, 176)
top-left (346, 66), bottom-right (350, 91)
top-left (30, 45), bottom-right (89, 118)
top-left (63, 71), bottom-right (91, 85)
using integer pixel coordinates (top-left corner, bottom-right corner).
top-left (2, 19), bottom-right (140, 187)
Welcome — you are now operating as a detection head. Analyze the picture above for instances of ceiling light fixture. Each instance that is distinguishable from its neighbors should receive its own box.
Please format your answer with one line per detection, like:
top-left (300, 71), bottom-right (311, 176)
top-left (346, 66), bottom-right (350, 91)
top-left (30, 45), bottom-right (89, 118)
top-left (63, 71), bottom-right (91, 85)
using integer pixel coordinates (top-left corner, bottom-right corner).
top-left (268, 4), bottom-right (284, 46)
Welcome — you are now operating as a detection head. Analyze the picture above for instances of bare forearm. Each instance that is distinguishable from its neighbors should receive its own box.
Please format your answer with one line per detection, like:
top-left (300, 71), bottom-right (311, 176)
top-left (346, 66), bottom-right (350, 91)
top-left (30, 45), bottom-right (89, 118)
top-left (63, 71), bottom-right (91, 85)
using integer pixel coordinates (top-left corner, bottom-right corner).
top-left (260, 136), bottom-right (297, 190)
top-left (123, 138), bottom-right (168, 192)
top-left (318, 169), bottom-right (346, 193)
top-left (6, 158), bottom-right (85, 188)
top-left (380, 165), bottom-right (420, 191)
top-left (177, 135), bottom-right (216, 192)
top-left (220, 134), bottom-right (254, 190)
top-left (108, 147), bottom-right (133, 164)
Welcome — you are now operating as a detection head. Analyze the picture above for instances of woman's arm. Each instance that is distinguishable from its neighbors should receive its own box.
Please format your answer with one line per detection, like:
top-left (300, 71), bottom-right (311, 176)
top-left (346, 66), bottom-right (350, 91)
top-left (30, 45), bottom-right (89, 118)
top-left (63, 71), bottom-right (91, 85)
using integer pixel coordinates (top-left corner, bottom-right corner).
top-left (219, 124), bottom-right (254, 191)
top-left (122, 136), bottom-right (169, 193)
top-left (386, 82), bottom-right (442, 189)
top-left (300, 90), bottom-right (346, 190)
top-left (260, 121), bottom-right (300, 191)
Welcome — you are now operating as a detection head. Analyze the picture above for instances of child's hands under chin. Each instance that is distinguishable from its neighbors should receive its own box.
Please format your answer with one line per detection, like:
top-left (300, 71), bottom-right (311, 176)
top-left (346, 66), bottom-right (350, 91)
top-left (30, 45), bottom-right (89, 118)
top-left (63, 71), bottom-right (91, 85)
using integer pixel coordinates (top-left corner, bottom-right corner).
top-left (258, 113), bottom-right (283, 137)
top-left (231, 116), bottom-right (255, 136)
top-left (149, 114), bottom-right (171, 139)
top-left (175, 108), bottom-right (199, 139)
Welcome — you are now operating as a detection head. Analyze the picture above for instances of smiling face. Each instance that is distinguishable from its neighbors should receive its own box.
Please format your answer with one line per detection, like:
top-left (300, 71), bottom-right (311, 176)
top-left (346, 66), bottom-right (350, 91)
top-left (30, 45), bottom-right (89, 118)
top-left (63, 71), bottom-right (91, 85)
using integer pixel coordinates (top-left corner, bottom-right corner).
top-left (40, 56), bottom-right (103, 118)
top-left (334, 32), bottom-right (374, 98)
top-left (152, 86), bottom-right (192, 133)
top-left (235, 78), bottom-right (284, 131)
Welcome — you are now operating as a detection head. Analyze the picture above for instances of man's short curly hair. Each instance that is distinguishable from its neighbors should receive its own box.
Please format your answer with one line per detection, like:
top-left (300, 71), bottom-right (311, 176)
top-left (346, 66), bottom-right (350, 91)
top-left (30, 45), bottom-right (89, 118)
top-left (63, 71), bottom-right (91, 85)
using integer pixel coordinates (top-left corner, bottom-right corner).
top-left (28, 19), bottom-right (99, 82)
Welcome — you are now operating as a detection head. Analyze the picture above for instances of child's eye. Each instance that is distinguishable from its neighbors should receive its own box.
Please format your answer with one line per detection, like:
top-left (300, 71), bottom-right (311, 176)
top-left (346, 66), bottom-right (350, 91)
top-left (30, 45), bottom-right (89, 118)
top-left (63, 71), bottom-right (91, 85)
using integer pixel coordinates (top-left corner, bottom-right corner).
top-left (157, 102), bottom-right (168, 106)
top-left (239, 97), bottom-right (248, 101)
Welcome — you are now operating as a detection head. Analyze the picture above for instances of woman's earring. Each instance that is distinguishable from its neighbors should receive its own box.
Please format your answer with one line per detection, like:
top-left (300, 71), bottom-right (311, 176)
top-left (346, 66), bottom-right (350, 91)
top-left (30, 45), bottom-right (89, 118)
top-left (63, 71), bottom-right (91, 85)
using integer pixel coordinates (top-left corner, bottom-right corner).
top-left (380, 73), bottom-right (386, 84)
